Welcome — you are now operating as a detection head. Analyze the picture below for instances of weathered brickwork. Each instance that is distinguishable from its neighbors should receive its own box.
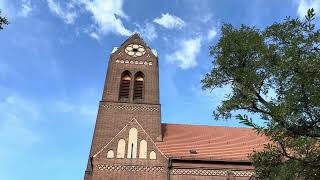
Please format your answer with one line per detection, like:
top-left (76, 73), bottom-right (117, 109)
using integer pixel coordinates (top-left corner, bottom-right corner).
top-left (89, 102), bottom-right (162, 157)
top-left (170, 169), bottom-right (255, 177)
top-left (170, 175), bottom-right (252, 180)
top-left (89, 118), bottom-right (167, 179)
top-left (101, 36), bottom-right (159, 104)
top-left (84, 34), bottom-right (257, 180)
top-left (85, 34), bottom-right (165, 180)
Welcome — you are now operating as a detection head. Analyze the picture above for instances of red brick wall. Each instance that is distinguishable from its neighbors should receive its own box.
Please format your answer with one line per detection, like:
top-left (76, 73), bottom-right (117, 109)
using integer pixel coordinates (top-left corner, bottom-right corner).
top-left (170, 175), bottom-right (251, 180)
top-left (84, 34), bottom-right (163, 180)
top-left (89, 102), bottom-right (162, 157)
top-left (84, 34), bottom-right (256, 180)
top-left (92, 170), bottom-right (166, 180)
top-left (101, 34), bottom-right (159, 105)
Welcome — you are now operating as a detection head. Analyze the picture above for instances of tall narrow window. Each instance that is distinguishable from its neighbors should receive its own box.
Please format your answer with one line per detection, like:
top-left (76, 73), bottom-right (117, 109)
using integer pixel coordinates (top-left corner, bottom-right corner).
top-left (127, 128), bottom-right (138, 159)
top-left (119, 71), bottom-right (131, 100)
top-left (117, 139), bottom-right (126, 158)
top-left (139, 140), bottom-right (147, 159)
top-left (133, 72), bottom-right (144, 100)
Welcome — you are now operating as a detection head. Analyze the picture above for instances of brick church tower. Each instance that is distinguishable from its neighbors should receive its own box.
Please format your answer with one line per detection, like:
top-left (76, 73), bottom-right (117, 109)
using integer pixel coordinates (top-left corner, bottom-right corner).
top-left (84, 33), bottom-right (268, 180)
top-left (84, 33), bottom-right (168, 180)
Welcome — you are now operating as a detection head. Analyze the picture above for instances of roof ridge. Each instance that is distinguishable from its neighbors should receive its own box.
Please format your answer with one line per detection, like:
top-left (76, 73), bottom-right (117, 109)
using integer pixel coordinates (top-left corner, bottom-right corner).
top-left (162, 123), bottom-right (252, 129)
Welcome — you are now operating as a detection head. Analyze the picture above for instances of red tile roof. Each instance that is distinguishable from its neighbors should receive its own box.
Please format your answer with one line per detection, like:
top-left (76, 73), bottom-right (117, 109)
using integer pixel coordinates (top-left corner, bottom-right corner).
top-left (156, 123), bottom-right (269, 162)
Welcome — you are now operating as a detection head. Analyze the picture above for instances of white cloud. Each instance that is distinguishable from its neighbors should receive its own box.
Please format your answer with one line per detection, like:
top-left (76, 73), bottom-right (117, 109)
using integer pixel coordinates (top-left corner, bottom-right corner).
top-left (296, 0), bottom-right (320, 19)
top-left (54, 100), bottom-right (97, 119)
top-left (153, 13), bottom-right (185, 29)
top-left (167, 37), bottom-right (202, 69)
top-left (0, 95), bottom-right (42, 148)
top-left (0, 0), bottom-right (13, 18)
top-left (207, 28), bottom-right (217, 41)
top-left (89, 32), bottom-right (100, 41)
top-left (0, 0), bottom-right (6, 10)
top-left (83, 0), bottom-right (131, 36)
top-left (201, 14), bottom-right (213, 23)
top-left (192, 76), bottom-right (232, 105)
top-left (19, 0), bottom-right (32, 17)
top-left (46, 0), bottom-right (131, 36)
top-left (0, 0), bottom-right (32, 18)
top-left (0, 85), bottom-right (98, 161)
top-left (1, 95), bottom-right (41, 120)
top-left (47, 0), bottom-right (77, 24)
top-left (135, 22), bottom-right (157, 41)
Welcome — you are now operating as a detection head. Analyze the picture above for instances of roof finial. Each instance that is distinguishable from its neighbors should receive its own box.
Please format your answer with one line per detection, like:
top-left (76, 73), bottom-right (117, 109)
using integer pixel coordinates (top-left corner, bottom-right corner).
top-left (132, 31), bottom-right (140, 36)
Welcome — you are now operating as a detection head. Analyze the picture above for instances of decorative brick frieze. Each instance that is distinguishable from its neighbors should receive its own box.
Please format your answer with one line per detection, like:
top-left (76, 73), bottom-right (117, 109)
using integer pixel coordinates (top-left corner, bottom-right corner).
top-left (170, 168), bottom-right (255, 177)
top-left (234, 170), bottom-right (255, 177)
top-left (97, 164), bottom-right (165, 173)
top-left (115, 59), bottom-right (153, 66)
top-left (103, 104), bottom-right (159, 112)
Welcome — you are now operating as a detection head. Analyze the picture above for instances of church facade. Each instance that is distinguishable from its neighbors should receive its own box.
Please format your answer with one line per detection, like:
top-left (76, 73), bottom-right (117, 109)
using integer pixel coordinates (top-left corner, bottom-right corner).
top-left (84, 33), bottom-right (268, 180)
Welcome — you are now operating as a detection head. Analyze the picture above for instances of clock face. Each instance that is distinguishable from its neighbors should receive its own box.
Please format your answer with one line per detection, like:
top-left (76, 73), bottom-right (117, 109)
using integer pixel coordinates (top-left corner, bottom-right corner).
top-left (125, 44), bottom-right (146, 57)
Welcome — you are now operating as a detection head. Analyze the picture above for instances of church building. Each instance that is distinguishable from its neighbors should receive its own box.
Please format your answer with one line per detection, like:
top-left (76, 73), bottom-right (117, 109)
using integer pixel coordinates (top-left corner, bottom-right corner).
top-left (84, 33), bottom-right (268, 180)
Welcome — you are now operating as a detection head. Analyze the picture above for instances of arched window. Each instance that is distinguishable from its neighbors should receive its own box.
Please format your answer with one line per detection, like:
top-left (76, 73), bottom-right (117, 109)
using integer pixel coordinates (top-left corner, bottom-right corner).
top-left (127, 128), bottom-right (138, 159)
top-left (150, 151), bottom-right (157, 160)
top-left (119, 71), bottom-right (131, 101)
top-left (139, 140), bottom-right (147, 159)
top-left (107, 150), bottom-right (114, 158)
top-left (117, 139), bottom-right (126, 158)
top-left (133, 72), bottom-right (144, 100)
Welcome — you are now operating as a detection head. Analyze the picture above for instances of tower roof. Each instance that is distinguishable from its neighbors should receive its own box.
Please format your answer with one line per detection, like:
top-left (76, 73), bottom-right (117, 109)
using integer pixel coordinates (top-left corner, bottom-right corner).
top-left (112, 32), bottom-right (158, 59)
top-left (120, 32), bottom-right (149, 49)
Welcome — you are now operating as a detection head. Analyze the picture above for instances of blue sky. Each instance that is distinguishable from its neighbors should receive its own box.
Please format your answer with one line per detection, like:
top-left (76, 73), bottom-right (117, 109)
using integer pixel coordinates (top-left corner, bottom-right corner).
top-left (0, 0), bottom-right (318, 179)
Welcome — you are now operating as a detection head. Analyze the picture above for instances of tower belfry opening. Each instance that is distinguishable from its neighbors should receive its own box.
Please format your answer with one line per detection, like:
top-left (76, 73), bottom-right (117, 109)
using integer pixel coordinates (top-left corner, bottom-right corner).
top-left (133, 72), bottom-right (144, 100)
top-left (119, 72), bottom-right (131, 100)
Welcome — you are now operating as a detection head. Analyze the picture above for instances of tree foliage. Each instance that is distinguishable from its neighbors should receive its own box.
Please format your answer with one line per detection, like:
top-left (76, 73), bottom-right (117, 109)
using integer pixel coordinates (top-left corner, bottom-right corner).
top-left (202, 9), bottom-right (320, 179)
top-left (0, 10), bottom-right (9, 30)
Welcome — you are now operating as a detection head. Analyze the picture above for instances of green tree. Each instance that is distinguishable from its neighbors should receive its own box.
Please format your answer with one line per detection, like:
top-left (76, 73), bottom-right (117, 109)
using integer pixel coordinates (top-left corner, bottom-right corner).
top-left (202, 9), bottom-right (320, 179)
top-left (0, 10), bottom-right (9, 30)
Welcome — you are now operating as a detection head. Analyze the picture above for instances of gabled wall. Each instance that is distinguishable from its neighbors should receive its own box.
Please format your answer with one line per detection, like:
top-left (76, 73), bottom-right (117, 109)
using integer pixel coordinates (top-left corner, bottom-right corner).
top-left (91, 119), bottom-right (168, 180)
